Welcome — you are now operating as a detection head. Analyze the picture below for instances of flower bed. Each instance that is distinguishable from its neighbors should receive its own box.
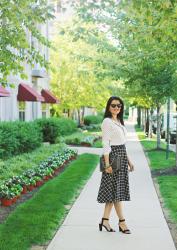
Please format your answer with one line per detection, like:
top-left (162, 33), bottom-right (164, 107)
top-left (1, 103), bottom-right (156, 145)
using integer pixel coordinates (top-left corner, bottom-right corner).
top-left (0, 148), bottom-right (77, 207)
top-left (65, 134), bottom-right (101, 147)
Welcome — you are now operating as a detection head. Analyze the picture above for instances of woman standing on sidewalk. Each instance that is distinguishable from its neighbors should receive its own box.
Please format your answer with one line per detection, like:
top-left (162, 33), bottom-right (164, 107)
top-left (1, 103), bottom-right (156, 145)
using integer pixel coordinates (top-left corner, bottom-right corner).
top-left (97, 96), bottom-right (134, 234)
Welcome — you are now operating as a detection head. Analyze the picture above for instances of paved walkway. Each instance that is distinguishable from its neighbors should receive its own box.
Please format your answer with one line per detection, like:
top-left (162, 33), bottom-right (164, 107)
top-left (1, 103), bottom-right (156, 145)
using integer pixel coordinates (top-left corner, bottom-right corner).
top-left (47, 122), bottom-right (176, 250)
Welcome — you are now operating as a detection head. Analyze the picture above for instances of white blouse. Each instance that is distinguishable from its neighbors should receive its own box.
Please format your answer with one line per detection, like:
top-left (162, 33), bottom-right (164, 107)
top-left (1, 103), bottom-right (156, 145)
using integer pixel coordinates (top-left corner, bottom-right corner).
top-left (101, 117), bottom-right (127, 155)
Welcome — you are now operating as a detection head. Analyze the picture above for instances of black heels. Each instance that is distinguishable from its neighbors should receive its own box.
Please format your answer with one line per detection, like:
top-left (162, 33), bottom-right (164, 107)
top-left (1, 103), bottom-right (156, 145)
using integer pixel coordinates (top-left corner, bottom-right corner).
top-left (119, 219), bottom-right (131, 234)
top-left (99, 218), bottom-right (116, 232)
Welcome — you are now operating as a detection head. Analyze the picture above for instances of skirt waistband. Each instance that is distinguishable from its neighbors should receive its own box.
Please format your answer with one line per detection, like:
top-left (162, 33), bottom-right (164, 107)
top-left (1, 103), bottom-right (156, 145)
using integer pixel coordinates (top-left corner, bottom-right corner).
top-left (111, 144), bottom-right (125, 148)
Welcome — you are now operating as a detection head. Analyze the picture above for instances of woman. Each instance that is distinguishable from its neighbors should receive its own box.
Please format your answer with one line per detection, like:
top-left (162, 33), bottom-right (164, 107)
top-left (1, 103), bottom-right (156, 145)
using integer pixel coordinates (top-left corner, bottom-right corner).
top-left (97, 96), bottom-right (134, 234)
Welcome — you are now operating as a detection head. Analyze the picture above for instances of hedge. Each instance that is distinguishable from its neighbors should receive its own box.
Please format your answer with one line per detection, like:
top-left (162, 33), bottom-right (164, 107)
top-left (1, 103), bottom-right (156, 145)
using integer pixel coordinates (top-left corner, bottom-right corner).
top-left (35, 117), bottom-right (77, 144)
top-left (0, 121), bottom-right (42, 159)
top-left (84, 115), bottom-right (103, 126)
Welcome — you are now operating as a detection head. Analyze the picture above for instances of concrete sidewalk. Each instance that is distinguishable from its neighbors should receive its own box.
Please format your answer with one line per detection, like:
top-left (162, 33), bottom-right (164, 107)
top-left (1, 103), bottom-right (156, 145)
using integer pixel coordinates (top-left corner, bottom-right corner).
top-left (47, 122), bottom-right (176, 250)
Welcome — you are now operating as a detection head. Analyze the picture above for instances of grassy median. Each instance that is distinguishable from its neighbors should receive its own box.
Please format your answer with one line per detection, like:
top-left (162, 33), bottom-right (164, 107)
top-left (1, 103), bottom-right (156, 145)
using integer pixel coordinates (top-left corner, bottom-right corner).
top-left (0, 153), bottom-right (99, 250)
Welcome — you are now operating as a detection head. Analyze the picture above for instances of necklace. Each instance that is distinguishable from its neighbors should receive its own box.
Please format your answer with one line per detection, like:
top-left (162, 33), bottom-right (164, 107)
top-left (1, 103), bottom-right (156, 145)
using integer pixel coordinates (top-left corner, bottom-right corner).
top-left (111, 118), bottom-right (120, 124)
top-left (111, 119), bottom-right (125, 136)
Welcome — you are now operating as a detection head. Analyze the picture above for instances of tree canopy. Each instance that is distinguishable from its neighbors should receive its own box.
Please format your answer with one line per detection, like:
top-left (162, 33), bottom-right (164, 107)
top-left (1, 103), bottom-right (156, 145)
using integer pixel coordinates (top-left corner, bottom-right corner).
top-left (0, 0), bottom-right (54, 86)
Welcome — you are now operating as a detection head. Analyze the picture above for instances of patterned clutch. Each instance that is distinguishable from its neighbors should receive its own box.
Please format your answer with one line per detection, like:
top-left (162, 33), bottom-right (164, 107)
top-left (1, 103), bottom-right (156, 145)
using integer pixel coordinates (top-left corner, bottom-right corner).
top-left (99, 155), bottom-right (121, 172)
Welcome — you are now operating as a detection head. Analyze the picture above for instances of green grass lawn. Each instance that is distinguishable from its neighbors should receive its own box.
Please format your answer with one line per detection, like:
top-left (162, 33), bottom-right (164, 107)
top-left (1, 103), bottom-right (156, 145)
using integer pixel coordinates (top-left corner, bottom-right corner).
top-left (157, 176), bottom-right (177, 222)
top-left (147, 150), bottom-right (175, 170)
top-left (135, 126), bottom-right (175, 170)
top-left (135, 125), bottom-right (177, 226)
top-left (0, 153), bottom-right (99, 250)
top-left (0, 143), bottom-right (65, 185)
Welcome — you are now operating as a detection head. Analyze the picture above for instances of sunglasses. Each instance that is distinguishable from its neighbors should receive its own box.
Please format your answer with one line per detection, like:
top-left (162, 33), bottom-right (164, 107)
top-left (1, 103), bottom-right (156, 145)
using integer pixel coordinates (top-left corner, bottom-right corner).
top-left (110, 104), bottom-right (122, 108)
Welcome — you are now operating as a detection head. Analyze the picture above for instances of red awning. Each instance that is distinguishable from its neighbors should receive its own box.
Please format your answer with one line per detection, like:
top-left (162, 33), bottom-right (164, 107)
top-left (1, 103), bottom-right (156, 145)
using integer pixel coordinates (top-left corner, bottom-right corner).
top-left (0, 85), bottom-right (10, 97)
top-left (41, 89), bottom-right (59, 104)
top-left (17, 83), bottom-right (44, 102)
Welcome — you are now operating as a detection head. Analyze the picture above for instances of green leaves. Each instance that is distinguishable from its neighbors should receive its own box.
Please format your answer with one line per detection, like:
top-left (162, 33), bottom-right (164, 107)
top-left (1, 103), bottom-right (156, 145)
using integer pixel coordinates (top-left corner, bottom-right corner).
top-left (0, 0), bottom-right (54, 86)
top-left (72, 0), bottom-right (177, 108)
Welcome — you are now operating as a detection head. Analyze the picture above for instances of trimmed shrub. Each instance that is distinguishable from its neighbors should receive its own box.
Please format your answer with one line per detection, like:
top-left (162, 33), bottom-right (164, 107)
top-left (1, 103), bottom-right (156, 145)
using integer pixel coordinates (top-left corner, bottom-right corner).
top-left (35, 118), bottom-right (60, 144)
top-left (84, 115), bottom-right (103, 126)
top-left (16, 122), bottom-right (42, 153)
top-left (57, 118), bottom-right (77, 136)
top-left (36, 117), bottom-right (77, 144)
top-left (0, 121), bottom-right (42, 159)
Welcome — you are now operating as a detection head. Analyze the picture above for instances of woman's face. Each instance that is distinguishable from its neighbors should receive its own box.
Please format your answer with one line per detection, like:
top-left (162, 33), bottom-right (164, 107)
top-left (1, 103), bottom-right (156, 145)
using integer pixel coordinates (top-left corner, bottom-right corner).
top-left (109, 99), bottom-right (122, 117)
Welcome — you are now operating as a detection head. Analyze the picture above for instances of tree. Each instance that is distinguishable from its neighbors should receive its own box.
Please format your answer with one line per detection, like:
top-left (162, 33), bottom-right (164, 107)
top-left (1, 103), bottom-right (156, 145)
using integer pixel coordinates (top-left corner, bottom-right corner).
top-left (0, 0), bottom-right (54, 86)
top-left (73, 0), bottom-right (177, 148)
top-left (50, 20), bottom-right (115, 123)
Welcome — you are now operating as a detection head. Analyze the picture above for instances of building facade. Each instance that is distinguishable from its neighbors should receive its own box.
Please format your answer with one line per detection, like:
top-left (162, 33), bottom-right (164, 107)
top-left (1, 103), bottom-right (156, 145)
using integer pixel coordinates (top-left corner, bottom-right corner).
top-left (0, 20), bottom-right (58, 122)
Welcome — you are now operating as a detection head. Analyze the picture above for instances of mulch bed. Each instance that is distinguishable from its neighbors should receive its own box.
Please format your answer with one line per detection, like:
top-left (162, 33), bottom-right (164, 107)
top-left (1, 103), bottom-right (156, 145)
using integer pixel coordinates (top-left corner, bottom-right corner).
top-left (151, 166), bottom-right (177, 177)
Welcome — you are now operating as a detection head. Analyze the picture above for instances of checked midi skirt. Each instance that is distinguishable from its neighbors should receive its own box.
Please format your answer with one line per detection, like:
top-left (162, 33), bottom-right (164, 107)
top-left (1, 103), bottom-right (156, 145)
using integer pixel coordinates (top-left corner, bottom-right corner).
top-left (97, 144), bottom-right (130, 203)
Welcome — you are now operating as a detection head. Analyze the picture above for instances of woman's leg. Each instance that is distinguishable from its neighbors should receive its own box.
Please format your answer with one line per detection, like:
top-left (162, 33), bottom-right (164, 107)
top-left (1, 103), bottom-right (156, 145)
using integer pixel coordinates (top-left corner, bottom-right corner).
top-left (103, 202), bottom-right (113, 218)
top-left (101, 202), bottom-right (114, 229)
top-left (113, 201), bottom-right (124, 220)
top-left (114, 201), bottom-right (130, 231)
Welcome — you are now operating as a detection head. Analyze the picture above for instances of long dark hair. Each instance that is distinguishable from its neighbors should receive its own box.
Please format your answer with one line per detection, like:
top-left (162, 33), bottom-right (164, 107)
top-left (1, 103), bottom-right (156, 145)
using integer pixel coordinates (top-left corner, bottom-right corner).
top-left (104, 96), bottom-right (124, 125)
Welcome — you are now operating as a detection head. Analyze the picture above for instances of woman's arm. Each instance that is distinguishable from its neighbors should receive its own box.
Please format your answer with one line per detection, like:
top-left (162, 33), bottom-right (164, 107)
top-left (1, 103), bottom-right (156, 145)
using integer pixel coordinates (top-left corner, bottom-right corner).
top-left (102, 119), bottom-right (113, 174)
top-left (127, 155), bottom-right (134, 172)
top-left (104, 154), bottom-right (113, 174)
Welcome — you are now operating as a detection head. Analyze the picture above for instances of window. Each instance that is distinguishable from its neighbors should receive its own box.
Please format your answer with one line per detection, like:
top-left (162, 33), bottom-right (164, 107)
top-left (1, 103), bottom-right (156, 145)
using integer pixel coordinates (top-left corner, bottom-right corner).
top-left (32, 102), bottom-right (38, 120)
top-left (42, 103), bottom-right (47, 118)
top-left (19, 102), bottom-right (25, 121)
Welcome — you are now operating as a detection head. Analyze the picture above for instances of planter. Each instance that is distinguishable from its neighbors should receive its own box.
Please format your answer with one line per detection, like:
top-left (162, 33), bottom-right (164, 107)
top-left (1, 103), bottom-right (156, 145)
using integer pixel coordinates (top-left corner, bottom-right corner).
top-left (54, 168), bottom-right (60, 175)
top-left (12, 196), bottom-right (18, 204)
top-left (35, 180), bottom-right (42, 187)
top-left (35, 180), bottom-right (43, 187)
top-left (43, 176), bottom-right (50, 181)
top-left (27, 185), bottom-right (35, 191)
top-left (1, 198), bottom-right (13, 207)
top-left (70, 156), bottom-right (76, 160)
top-left (21, 186), bottom-right (28, 194)
top-left (80, 142), bottom-right (91, 147)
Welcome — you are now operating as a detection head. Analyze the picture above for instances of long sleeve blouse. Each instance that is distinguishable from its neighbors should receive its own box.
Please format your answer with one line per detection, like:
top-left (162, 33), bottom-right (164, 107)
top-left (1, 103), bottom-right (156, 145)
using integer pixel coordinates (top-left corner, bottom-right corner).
top-left (101, 117), bottom-right (127, 155)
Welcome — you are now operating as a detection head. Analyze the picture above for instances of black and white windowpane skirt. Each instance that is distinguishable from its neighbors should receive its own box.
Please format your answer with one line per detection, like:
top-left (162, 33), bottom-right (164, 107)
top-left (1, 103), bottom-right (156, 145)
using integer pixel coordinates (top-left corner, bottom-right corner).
top-left (97, 144), bottom-right (130, 203)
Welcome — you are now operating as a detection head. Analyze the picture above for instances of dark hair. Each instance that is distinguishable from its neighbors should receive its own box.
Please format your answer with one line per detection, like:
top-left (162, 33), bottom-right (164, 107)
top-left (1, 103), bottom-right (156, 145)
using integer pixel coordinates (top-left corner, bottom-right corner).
top-left (104, 96), bottom-right (124, 125)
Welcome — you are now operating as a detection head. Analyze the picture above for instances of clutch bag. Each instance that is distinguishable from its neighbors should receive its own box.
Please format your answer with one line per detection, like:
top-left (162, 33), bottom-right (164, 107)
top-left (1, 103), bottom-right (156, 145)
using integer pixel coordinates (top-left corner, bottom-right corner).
top-left (99, 154), bottom-right (121, 172)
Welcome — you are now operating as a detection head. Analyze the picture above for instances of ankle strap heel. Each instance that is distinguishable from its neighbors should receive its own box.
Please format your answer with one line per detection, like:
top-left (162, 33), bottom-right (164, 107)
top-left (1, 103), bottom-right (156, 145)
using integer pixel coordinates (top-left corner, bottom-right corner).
top-left (119, 219), bottom-right (131, 234)
top-left (99, 218), bottom-right (115, 232)
top-left (119, 219), bottom-right (125, 223)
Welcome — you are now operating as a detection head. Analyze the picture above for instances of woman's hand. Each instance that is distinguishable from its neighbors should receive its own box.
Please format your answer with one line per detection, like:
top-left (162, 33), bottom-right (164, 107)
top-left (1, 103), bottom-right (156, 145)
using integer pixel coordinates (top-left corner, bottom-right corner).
top-left (128, 161), bottom-right (134, 172)
top-left (105, 166), bottom-right (113, 174)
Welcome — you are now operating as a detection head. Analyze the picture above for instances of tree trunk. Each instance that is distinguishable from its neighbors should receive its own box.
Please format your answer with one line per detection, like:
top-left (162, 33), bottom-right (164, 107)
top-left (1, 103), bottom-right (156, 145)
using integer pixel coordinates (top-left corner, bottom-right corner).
top-left (137, 107), bottom-right (141, 127)
top-left (77, 109), bottom-right (81, 126)
top-left (145, 109), bottom-right (149, 137)
top-left (81, 106), bottom-right (85, 125)
top-left (148, 108), bottom-right (153, 138)
top-left (141, 108), bottom-right (145, 130)
top-left (144, 108), bottom-right (147, 133)
top-left (156, 104), bottom-right (161, 149)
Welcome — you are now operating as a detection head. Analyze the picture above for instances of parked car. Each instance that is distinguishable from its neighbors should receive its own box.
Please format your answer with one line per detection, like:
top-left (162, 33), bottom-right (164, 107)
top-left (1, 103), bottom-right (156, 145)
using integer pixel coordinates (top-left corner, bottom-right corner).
top-left (161, 112), bottom-right (177, 140)
top-left (170, 131), bottom-right (176, 144)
